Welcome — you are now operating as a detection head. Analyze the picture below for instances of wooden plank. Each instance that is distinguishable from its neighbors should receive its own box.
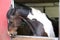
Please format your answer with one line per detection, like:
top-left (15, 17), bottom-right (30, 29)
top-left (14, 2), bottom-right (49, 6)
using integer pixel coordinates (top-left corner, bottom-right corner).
top-left (0, 0), bottom-right (11, 40)
top-left (14, 0), bottom-right (59, 3)
top-left (12, 36), bottom-right (58, 40)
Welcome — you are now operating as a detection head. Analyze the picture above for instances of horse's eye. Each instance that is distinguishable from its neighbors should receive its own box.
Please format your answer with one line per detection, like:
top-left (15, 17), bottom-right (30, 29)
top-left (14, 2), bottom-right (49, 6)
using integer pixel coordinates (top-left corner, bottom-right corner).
top-left (10, 21), bottom-right (13, 24)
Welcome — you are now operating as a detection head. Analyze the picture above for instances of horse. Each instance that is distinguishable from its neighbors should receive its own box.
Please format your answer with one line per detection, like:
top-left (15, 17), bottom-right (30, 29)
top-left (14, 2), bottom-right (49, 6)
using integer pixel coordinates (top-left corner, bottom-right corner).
top-left (7, 8), bottom-right (33, 37)
top-left (7, 8), bottom-right (48, 38)
top-left (7, 4), bottom-right (55, 38)
top-left (18, 4), bottom-right (58, 37)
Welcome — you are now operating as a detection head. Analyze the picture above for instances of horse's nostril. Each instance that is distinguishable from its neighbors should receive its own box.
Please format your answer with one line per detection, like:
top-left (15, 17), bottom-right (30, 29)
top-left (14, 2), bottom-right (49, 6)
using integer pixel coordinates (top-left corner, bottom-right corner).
top-left (9, 31), bottom-right (17, 38)
top-left (10, 33), bottom-right (16, 38)
top-left (11, 34), bottom-right (13, 36)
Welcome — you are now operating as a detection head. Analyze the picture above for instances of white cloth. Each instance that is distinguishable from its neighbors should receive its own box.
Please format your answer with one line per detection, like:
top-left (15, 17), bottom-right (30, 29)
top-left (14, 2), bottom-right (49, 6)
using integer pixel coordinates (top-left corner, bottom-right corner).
top-left (27, 7), bottom-right (55, 37)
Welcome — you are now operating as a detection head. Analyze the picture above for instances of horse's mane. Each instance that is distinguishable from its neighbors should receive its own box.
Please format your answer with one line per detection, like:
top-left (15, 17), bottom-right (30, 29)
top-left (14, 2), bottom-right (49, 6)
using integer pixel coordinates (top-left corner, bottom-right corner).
top-left (7, 8), bottom-right (16, 19)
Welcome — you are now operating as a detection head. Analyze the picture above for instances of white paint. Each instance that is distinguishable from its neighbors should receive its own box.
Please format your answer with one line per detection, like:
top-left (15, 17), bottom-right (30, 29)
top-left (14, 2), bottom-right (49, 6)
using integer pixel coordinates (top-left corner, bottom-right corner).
top-left (27, 7), bottom-right (55, 37)
top-left (11, 0), bottom-right (14, 8)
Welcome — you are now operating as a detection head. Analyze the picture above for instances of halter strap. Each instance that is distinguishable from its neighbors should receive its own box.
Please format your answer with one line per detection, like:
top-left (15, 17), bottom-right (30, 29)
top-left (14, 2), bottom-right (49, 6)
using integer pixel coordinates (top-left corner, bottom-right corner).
top-left (18, 16), bottom-right (35, 35)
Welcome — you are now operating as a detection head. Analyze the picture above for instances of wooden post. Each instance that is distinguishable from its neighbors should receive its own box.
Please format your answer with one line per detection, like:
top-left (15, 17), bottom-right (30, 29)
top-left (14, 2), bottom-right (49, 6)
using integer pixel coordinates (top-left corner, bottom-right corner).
top-left (0, 0), bottom-right (11, 40)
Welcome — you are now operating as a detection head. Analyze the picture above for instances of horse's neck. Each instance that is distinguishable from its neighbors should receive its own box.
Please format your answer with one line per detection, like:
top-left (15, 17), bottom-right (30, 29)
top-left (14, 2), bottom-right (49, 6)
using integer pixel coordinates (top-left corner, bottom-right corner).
top-left (27, 18), bottom-right (48, 36)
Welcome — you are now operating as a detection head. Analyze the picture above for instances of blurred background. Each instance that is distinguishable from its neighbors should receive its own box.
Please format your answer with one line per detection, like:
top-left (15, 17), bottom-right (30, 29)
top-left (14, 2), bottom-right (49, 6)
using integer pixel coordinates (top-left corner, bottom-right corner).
top-left (14, 0), bottom-right (59, 18)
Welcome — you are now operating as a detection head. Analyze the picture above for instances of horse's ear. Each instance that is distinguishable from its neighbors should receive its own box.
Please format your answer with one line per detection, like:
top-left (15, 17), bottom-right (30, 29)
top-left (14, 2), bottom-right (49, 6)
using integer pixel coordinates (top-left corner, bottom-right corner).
top-left (7, 8), bottom-right (16, 19)
top-left (7, 9), bottom-right (12, 19)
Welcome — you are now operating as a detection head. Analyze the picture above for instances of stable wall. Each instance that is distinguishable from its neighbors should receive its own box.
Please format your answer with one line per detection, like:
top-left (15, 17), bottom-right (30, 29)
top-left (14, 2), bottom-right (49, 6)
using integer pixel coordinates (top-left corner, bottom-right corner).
top-left (25, 3), bottom-right (59, 18)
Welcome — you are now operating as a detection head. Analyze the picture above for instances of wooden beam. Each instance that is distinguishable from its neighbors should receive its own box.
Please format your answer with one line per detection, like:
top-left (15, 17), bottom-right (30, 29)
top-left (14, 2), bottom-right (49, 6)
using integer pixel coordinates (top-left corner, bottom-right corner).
top-left (14, 0), bottom-right (59, 3)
